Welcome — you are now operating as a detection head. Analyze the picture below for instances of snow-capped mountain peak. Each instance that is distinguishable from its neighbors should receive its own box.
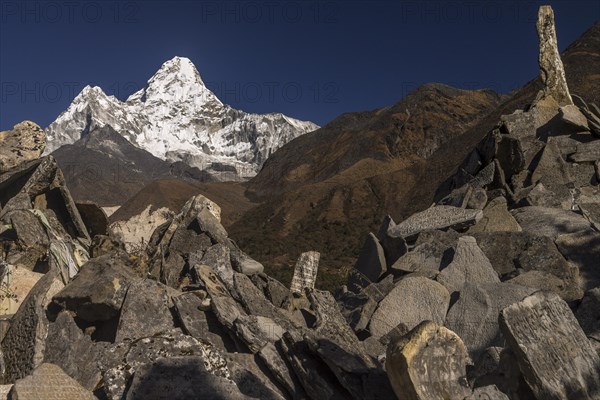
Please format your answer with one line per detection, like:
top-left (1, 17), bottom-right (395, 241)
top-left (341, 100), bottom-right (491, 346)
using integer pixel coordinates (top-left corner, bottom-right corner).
top-left (45, 56), bottom-right (319, 181)
top-left (126, 56), bottom-right (222, 108)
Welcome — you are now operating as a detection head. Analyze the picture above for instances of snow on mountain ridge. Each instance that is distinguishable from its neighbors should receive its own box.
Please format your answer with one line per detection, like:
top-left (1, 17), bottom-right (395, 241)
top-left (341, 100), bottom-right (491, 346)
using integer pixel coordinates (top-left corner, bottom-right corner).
top-left (45, 56), bottom-right (319, 181)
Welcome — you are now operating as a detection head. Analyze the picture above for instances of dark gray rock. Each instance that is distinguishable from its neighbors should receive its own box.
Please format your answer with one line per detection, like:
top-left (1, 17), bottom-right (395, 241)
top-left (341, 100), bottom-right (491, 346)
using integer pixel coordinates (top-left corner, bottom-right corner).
top-left (115, 279), bottom-right (175, 342)
top-left (530, 138), bottom-right (574, 209)
top-left (569, 140), bottom-right (600, 163)
top-left (44, 311), bottom-right (127, 391)
top-left (124, 356), bottom-right (250, 400)
top-left (348, 233), bottom-right (387, 291)
top-left (473, 231), bottom-right (582, 301)
top-left (386, 321), bottom-right (472, 400)
top-left (511, 206), bottom-right (591, 239)
top-left (224, 352), bottom-right (288, 400)
top-left (1, 271), bottom-right (64, 383)
top-left (52, 252), bottom-right (140, 322)
top-left (288, 290), bottom-right (395, 399)
top-left (444, 282), bottom-right (534, 359)
top-left (172, 291), bottom-right (235, 352)
top-left (0, 157), bottom-right (89, 241)
top-left (201, 243), bottom-right (234, 290)
top-left (467, 196), bottom-right (521, 233)
top-left (76, 201), bottom-right (108, 237)
top-left (390, 236), bottom-right (450, 275)
top-left (500, 111), bottom-right (536, 139)
top-left (556, 229), bottom-right (600, 292)
top-left (575, 287), bottom-right (600, 354)
top-left (376, 216), bottom-right (408, 267)
top-left (105, 329), bottom-right (232, 400)
top-left (369, 276), bottom-right (450, 338)
top-left (499, 291), bottom-right (600, 399)
top-left (495, 135), bottom-right (525, 180)
top-left (437, 236), bottom-right (499, 294)
top-left (228, 239), bottom-right (264, 275)
top-left (280, 330), bottom-right (351, 400)
top-left (466, 385), bottom-right (510, 400)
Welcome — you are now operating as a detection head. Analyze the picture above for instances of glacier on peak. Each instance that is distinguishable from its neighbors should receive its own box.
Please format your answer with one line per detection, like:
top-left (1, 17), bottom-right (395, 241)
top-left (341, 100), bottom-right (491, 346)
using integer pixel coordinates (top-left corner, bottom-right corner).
top-left (45, 56), bottom-right (319, 181)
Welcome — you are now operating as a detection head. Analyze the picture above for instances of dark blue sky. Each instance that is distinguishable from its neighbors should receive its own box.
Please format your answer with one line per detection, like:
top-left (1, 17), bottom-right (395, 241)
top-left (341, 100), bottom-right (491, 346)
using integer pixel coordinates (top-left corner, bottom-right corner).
top-left (1, 0), bottom-right (598, 130)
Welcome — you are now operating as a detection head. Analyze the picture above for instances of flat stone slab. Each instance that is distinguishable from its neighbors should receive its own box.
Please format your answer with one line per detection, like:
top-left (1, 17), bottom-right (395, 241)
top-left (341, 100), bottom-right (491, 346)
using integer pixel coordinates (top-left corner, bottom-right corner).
top-left (511, 206), bottom-right (591, 239)
top-left (499, 291), bottom-right (600, 399)
top-left (369, 276), bottom-right (450, 338)
top-left (389, 206), bottom-right (482, 239)
top-left (445, 282), bottom-right (534, 359)
top-left (569, 140), bottom-right (600, 163)
top-left (437, 236), bottom-right (500, 294)
top-left (9, 363), bottom-right (96, 400)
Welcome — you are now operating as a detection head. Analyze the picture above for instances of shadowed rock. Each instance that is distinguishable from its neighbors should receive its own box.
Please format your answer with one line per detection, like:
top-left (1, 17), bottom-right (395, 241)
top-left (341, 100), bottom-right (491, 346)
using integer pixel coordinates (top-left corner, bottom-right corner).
top-left (499, 291), bottom-right (600, 399)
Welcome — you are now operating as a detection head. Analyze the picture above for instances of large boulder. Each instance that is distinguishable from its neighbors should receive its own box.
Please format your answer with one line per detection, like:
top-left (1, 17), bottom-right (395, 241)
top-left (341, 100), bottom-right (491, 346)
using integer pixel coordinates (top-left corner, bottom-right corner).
top-left (124, 356), bottom-right (252, 400)
top-left (499, 291), bottom-right (600, 399)
top-left (0, 157), bottom-right (89, 241)
top-left (386, 321), bottom-right (472, 400)
top-left (444, 282), bottom-right (535, 359)
top-left (348, 233), bottom-right (387, 291)
top-left (575, 287), bottom-right (600, 354)
top-left (1, 271), bottom-right (64, 383)
top-left (467, 196), bottom-right (521, 233)
top-left (437, 236), bottom-right (500, 294)
top-left (369, 276), bottom-right (450, 338)
top-left (556, 229), bottom-right (600, 291)
top-left (52, 251), bottom-right (140, 322)
top-left (511, 206), bottom-right (591, 239)
top-left (0, 121), bottom-right (46, 173)
top-left (115, 278), bottom-right (175, 342)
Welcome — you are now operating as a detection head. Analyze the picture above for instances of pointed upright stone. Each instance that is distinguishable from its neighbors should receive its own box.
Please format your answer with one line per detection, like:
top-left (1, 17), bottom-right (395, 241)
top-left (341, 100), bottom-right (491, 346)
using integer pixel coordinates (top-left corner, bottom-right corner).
top-left (536, 5), bottom-right (573, 106)
top-left (289, 251), bottom-right (320, 295)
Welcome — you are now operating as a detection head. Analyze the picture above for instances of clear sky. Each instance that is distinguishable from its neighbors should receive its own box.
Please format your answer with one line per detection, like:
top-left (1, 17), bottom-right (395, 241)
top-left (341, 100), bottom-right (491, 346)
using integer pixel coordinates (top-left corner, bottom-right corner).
top-left (1, 0), bottom-right (598, 130)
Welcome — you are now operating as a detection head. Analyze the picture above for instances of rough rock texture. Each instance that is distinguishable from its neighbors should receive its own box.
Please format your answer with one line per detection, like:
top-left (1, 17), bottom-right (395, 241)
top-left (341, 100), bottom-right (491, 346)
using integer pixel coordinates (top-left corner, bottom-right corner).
top-left (467, 196), bottom-right (521, 233)
top-left (536, 6), bottom-right (573, 106)
top-left (348, 233), bottom-right (387, 291)
top-left (289, 251), bottom-right (320, 295)
top-left (0, 121), bottom-right (46, 173)
top-left (1, 271), bottom-right (64, 384)
top-left (499, 291), bottom-right (600, 399)
top-left (556, 229), bottom-right (600, 292)
top-left (386, 321), bottom-right (472, 400)
top-left (437, 236), bottom-right (500, 294)
top-left (444, 282), bottom-right (534, 359)
top-left (9, 363), bottom-right (96, 400)
top-left (389, 206), bottom-right (482, 239)
top-left (115, 279), bottom-right (175, 342)
top-left (52, 252), bottom-right (140, 322)
top-left (511, 206), bottom-right (590, 239)
top-left (576, 287), bottom-right (600, 354)
top-left (124, 357), bottom-right (252, 400)
top-left (369, 276), bottom-right (450, 338)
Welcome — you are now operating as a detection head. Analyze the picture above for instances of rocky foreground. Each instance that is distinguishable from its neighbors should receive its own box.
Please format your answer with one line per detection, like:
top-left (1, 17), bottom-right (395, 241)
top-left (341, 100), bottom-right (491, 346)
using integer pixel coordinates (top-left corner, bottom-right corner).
top-left (0, 5), bottom-right (600, 400)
